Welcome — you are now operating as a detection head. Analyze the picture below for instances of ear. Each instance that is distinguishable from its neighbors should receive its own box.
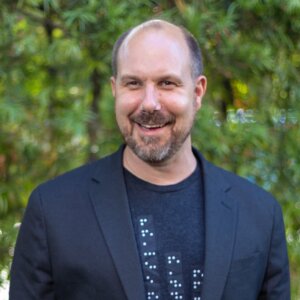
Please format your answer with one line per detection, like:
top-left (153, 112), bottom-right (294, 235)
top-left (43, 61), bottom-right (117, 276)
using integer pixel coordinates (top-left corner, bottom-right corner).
top-left (110, 76), bottom-right (116, 98)
top-left (194, 75), bottom-right (207, 111)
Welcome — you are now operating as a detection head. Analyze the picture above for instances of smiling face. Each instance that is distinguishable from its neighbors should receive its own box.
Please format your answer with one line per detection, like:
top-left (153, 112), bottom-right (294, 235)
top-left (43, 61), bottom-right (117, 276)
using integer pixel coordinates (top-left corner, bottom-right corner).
top-left (111, 25), bottom-right (206, 164)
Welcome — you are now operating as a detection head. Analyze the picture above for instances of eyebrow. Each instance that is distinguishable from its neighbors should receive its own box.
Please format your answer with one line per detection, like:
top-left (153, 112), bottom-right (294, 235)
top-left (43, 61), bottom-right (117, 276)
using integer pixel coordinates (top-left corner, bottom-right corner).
top-left (119, 75), bottom-right (141, 83)
top-left (119, 73), bottom-right (183, 84)
top-left (159, 74), bottom-right (183, 83)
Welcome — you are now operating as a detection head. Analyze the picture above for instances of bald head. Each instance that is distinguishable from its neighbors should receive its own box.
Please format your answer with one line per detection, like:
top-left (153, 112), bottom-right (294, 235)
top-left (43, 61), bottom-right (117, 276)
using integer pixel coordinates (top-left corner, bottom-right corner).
top-left (111, 19), bottom-right (203, 79)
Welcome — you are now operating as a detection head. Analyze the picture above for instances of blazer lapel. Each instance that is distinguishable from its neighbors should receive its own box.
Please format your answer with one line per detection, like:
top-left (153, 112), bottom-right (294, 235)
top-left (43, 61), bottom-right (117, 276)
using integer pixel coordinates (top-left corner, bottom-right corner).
top-left (88, 148), bottom-right (146, 300)
top-left (198, 154), bottom-right (238, 300)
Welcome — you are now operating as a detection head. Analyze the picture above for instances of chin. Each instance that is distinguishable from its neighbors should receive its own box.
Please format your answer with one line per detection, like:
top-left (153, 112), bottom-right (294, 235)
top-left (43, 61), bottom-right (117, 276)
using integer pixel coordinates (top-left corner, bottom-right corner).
top-left (127, 138), bottom-right (180, 164)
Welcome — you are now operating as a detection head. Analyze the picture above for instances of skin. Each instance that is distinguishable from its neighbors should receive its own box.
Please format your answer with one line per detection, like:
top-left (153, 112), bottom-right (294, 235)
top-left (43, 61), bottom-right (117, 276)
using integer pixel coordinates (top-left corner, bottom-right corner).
top-left (111, 23), bottom-right (207, 185)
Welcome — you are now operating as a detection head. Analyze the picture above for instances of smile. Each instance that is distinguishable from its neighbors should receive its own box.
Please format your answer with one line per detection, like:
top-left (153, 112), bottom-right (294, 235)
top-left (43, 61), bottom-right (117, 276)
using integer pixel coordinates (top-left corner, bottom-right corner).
top-left (138, 123), bottom-right (166, 129)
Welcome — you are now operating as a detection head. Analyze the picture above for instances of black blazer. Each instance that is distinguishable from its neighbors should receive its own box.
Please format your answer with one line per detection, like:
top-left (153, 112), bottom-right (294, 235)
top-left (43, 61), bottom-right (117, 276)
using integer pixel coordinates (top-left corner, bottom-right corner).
top-left (10, 147), bottom-right (290, 299)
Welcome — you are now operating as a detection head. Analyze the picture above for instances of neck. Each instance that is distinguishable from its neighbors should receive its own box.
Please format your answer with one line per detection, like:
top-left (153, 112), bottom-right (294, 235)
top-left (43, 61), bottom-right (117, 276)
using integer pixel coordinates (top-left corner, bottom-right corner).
top-left (123, 140), bottom-right (197, 185)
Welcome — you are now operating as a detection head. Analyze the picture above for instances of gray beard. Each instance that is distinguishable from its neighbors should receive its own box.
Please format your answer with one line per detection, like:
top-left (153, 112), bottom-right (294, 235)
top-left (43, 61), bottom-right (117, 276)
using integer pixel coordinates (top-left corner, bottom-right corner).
top-left (120, 109), bottom-right (196, 163)
top-left (124, 127), bottom-right (191, 164)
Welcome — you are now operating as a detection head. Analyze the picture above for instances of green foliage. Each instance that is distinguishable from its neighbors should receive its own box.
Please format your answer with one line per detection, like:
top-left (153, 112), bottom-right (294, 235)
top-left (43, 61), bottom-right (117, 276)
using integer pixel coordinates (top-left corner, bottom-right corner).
top-left (0, 0), bottom-right (299, 298)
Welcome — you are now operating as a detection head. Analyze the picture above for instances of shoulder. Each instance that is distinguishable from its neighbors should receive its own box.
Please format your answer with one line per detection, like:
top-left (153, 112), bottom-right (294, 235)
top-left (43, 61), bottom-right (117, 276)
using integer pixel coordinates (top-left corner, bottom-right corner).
top-left (34, 147), bottom-right (123, 198)
top-left (195, 148), bottom-right (281, 213)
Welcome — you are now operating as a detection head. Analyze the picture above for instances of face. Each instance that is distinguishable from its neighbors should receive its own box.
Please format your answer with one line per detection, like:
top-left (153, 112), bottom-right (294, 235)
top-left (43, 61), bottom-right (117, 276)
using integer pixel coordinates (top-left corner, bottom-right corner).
top-left (111, 27), bottom-right (206, 163)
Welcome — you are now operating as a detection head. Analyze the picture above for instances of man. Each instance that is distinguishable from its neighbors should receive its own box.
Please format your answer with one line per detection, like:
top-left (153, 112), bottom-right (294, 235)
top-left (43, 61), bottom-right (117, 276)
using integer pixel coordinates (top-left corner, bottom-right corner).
top-left (10, 19), bottom-right (290, 299)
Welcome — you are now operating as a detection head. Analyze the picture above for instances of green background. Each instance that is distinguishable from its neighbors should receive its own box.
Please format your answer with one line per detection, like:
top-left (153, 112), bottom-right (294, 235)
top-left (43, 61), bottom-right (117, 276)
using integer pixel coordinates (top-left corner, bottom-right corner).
top-left (1, 0), bottom-right (299, 298)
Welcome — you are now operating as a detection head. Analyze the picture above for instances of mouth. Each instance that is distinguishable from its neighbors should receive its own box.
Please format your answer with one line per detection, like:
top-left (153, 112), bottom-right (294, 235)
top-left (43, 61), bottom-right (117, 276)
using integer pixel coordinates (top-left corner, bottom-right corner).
top-left (137, 123), bottom-right (167, 130)
top-left (130, 111), bottom-right (174, 133)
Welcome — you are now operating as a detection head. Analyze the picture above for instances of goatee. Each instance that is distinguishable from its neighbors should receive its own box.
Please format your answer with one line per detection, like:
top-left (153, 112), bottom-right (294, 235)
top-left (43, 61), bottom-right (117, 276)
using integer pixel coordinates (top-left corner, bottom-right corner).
top-left (121, 110), bottom-right (193, 163)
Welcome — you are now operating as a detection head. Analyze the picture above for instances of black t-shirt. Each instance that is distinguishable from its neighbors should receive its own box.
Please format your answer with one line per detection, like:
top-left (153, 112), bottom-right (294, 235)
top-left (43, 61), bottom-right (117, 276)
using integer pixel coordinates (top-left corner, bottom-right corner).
top-left (124, 162), bottom-right (205, 300)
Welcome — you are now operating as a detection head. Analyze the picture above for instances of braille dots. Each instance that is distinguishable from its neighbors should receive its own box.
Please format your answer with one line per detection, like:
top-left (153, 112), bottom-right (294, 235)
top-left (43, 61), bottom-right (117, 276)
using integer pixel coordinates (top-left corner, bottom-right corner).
top-left (144, 251), bottom-right (156, 257)
top-left (137, 215), bottom-right (160, 299)
top-left (192, 269), bottom-right (204, 290)
top-left (191, 268), bottom-right (204, 299)
top-left (170, 291), bottom-right (183, 299)
top-left (147, 291), bottom-right (159, 299)
top-left (139, 218), bottom-right (148, 227)
top-left (167, 255), bottom-right (181, 265)
top-left (165, 253), bottom-right (184, 299)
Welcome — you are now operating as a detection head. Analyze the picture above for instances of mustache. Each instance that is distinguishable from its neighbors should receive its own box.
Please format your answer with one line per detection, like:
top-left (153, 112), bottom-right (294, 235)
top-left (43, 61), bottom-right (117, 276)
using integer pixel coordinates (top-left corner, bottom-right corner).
top-left (130, 111), bottom-right (175, 125)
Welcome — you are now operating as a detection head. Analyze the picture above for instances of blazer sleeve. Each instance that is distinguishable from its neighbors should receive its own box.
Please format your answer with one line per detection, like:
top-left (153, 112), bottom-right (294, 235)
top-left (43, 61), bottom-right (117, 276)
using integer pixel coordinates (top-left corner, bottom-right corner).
top-left (9, 187), bottom-right (55, 300)
top-left (258, 201), bottom-right (290, 300)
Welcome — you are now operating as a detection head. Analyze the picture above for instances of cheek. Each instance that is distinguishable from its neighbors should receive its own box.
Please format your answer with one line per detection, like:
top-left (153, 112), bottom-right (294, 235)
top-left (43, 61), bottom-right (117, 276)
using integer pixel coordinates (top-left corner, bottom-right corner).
top-left (115, 92), bottom-right (141, 115)
top-left (163, 96), bottom-right (195, 117)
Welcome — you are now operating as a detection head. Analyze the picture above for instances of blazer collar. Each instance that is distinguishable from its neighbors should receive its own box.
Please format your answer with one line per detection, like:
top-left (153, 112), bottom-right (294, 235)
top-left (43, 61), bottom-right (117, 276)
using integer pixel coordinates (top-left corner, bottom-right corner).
top-left (89, 146), bottom-right (237, 300)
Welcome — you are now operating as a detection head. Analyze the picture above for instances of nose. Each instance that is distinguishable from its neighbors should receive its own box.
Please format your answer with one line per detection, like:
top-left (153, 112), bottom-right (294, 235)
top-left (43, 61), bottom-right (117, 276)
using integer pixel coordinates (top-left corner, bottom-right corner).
top-left (141, 84), bottom-right (161, 112)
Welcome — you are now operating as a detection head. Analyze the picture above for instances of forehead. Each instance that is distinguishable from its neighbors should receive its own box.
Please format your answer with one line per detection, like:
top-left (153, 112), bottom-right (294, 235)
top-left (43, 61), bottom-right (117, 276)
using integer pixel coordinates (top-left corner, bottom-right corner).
top-left (117, 26), bottom-right (191, 76)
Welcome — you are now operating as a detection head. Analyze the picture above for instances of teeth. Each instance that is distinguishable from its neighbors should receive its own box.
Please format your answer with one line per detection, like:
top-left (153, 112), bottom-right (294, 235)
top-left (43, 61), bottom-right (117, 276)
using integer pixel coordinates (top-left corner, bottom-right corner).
top-left (141, 124), bottom-right (164, 129)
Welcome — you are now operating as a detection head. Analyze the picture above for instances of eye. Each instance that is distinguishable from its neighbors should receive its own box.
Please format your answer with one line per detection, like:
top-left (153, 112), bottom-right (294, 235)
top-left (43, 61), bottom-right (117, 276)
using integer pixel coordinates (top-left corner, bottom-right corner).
top-left (159, 80), bottom-right (176, 89)
top-left (125, 80), bottom-right (141, 89)
top-left (161, 80), bottom-right (173, 86)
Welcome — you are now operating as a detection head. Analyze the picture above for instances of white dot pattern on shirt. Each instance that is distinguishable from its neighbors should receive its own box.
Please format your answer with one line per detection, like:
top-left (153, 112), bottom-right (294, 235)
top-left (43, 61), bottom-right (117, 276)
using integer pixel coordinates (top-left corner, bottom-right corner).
top-left (137, 215), bottom-right (204, 299)
top-left (138, 216), bottom-right (161, 299)
top-left (192, 269), bottom-right (204, 299)
top-left (165, 252), bottom-right (185, 299)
